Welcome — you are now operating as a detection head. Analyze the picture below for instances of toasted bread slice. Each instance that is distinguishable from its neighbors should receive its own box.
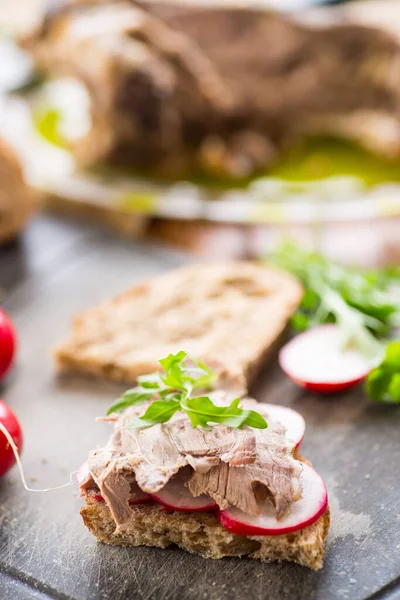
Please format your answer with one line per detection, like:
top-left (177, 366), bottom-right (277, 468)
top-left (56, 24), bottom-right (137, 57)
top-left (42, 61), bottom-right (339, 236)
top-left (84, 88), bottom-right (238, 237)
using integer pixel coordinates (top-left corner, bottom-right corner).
top-left (81, 488), bottom-right (329, 571)
top-left (54, 262), bottom-right (302, 387)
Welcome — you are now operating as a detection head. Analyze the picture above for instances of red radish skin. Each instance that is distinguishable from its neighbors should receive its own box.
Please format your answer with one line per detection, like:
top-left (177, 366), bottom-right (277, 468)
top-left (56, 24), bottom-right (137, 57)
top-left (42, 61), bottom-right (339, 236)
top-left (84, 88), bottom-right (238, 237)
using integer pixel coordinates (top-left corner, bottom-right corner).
top-left (0, 401), bottom-right (23, 476)
top-left (149, 474), bottom-right (217, 512)
top-left (218, 464), bottom-right (328, 537)
top-left (279, 324), bottom-right (371, 394)
top-left (0, 309), bottom-right (16, 380)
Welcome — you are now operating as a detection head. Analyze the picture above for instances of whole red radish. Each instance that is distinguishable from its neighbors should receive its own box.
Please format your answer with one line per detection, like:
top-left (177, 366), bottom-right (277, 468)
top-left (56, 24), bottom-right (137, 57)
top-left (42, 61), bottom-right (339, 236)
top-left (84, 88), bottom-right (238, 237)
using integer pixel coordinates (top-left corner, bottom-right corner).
top-left (0, 308), bottom-right (16, 380)
top-left (279, 324), bottom-right (371, 394)
top-left (0, 401), bottom-right (23, 476)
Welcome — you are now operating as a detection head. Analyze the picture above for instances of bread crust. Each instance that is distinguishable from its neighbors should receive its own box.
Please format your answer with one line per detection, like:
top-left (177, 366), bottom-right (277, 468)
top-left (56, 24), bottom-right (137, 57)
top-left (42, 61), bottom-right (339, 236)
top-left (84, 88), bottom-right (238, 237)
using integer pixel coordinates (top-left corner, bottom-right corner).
top-left (81, 500), bottom-right (329, 570)
top-left (54, 262), bottom-right (303, 386)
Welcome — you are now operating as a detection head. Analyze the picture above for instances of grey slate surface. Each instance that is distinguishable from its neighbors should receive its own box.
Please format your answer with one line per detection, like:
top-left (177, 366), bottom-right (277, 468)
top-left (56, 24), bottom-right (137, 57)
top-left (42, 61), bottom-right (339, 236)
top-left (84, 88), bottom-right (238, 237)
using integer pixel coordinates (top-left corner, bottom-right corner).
top-left (0, 214), bottom-right (399, 600)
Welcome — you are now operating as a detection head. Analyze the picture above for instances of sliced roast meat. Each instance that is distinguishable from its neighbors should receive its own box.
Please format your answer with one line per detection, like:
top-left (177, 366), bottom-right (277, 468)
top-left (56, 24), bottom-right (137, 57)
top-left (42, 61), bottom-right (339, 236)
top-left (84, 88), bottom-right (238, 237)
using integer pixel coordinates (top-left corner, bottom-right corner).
top-left (95, 458), bottom-right (133, 529)
top-left (166, 416), bottom-right (256, 469)
top-left (219, 428), bottom-right (256, 467)
top-left (189, 434), bottom-right (302, 519)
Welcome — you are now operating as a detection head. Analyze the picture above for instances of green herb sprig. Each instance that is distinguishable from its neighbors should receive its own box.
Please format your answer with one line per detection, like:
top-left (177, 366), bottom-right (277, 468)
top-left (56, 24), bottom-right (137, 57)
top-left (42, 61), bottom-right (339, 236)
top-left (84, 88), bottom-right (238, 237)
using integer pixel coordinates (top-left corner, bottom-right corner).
top-left (272, 241), bottom-right (400, 402)
top-left (107, 351), bottom-right (267, 430)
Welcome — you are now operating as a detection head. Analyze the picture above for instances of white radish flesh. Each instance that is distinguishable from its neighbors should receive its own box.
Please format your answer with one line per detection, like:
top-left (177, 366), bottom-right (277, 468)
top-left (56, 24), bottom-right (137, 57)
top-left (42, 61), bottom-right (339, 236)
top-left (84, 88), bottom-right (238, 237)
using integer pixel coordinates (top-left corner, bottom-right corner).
top-left (218, 463), bottom-right (328, 536)
top-left (254, 404), bottom-right (305, 450)
top-left (279, 324), bottom-right (371, 393)
top-left (149, 475), bottom-right (216, 512)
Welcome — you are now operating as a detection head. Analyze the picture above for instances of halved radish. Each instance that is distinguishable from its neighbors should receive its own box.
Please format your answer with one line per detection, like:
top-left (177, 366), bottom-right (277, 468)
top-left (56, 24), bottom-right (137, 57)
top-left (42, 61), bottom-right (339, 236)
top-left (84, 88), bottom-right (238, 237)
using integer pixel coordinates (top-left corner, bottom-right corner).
top-left (253, 404), bottom-right (305, 450)
top-left (149, 471), bottom-right (216, 512)
top-left (218, 463), bottom-right (327, 536)
top-left (279, 324), bottom-right (371, 394)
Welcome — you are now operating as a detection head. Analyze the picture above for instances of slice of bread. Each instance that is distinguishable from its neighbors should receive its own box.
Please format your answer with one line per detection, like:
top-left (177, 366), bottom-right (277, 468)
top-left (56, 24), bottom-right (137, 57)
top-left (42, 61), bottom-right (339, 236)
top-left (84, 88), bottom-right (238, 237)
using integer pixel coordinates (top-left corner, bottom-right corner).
top-left (54, 262), bottom-right (302, 387)
top-left (81, 498), bottom-right (329, 570)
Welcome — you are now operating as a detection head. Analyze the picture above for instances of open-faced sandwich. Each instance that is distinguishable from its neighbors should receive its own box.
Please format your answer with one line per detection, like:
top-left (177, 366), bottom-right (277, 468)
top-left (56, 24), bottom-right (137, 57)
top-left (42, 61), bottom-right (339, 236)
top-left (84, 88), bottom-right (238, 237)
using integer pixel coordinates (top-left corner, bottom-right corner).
top-left (79, 353), bottom-right (329, 570)
top-left (54, 262), bottom-right (302, 389)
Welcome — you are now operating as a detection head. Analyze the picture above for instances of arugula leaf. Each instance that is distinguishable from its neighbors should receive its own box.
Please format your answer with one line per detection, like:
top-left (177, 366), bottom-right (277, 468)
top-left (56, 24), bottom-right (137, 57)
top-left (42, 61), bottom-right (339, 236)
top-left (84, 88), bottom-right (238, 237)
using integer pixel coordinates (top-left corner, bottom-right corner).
top-left (107, 387), bottom-right (155, 415)
top-left (181, 396), bottom-right (268, 431)
top-left (107, 351), bottom-right (267, 431)
top-left (365, 341), bottom-right (400, 403)
top-left (272, 241), bottom-right (398, 364)
top-left (128, 400), bottom-right (180, 428)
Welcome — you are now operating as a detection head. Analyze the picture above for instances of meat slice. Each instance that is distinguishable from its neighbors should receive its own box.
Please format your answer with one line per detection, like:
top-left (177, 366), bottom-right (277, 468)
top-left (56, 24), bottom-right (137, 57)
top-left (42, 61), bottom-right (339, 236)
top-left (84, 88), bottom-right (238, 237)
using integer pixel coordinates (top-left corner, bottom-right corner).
top-left (189, 421), bottom-right (302, 519)
top-left (166, 417), bottom-right (256, 470)
top-left (95, 458), bottom-right (132, 529)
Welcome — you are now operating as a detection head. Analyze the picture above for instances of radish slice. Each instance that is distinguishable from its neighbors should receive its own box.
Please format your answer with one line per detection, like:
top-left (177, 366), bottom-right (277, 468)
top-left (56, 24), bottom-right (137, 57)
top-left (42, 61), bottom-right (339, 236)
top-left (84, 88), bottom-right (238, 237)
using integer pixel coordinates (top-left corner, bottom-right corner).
top-left (218, 463), bottom-right (327, 536)
top-left (279, 324), bottom-right (371, 394)
top-left (253, 404), bottom-right (305, 450)
top-left (149, 471), bottom-right (217, 512)
top-left (128, 484), bottom-right (151, 505)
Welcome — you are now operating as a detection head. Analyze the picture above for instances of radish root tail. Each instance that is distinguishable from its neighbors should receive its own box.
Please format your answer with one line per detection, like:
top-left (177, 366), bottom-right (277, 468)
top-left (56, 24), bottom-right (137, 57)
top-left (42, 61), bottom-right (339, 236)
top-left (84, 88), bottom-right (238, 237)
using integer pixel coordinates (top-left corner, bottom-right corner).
top-left (0, 422), bottom-right (76, 492)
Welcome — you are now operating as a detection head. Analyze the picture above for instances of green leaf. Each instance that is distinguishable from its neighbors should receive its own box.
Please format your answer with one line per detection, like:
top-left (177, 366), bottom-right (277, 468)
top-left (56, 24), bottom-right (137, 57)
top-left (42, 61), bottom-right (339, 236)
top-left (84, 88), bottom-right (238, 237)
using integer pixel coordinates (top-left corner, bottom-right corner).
top-left (128, 400), bottom-right (180, 429)
top-left (107, 351), bottom-right (266, 431)
top-left (181, 396), bottom-right (268, 431)
top-left (388, 374), bottom-right (400, 403)
top-left (107, 387), bottom-right (155, 415)
top-left (270, 241), bottom-right (400, 362)
top-left (137, 373), bottom-right (163, 389)
top-left (384, 342), bottom-right (400, 369)
top-left (365, 368), bottom-right (392, 402)
top-left (159, 351), bottom-right (188, 389)
top-left (365, 341), bottom-right (400, 403)
top-left (159, 351), bottom-right (187, 373)
top-left (290, 312), bottom-right (310, 331)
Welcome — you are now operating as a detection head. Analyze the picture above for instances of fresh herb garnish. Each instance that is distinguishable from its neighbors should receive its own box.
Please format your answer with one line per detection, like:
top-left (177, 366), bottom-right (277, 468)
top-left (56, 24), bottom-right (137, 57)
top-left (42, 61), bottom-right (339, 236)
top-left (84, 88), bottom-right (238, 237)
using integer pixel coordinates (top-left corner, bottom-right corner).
top-left (366, 342), bottom-right (400, 404)
top-left (107, 351), bottom-right (267, 431)
top-left (272, 241), bottom-right (400, 402)
top-left (272, 241), bottom-right (400, 363)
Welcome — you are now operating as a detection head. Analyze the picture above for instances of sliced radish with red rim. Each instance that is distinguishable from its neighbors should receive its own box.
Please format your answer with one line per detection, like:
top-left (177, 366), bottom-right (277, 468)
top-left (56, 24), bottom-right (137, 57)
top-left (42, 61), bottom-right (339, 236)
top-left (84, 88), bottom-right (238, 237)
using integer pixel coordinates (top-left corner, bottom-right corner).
top-left (149, 469), bottom-right (216, 512)
top-left (128, 483), bottom-right (151, 505)
top-left (279, 324), bottom-right (371, 394)
top-left (218, 463), bottom-right (327, 536)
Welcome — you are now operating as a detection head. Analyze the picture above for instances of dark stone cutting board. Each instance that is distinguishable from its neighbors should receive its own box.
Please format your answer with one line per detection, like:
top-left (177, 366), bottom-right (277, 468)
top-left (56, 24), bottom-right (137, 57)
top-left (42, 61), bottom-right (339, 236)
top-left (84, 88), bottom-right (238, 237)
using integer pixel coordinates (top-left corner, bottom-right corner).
top-left (0, 215), bottom-right (399, 600)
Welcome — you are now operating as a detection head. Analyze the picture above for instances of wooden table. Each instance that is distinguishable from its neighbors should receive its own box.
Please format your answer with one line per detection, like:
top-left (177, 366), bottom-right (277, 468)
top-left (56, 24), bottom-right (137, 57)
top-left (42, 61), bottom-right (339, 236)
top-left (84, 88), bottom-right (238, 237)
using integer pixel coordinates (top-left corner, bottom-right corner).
top-left (0, 214), bottom-right (400, 600)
